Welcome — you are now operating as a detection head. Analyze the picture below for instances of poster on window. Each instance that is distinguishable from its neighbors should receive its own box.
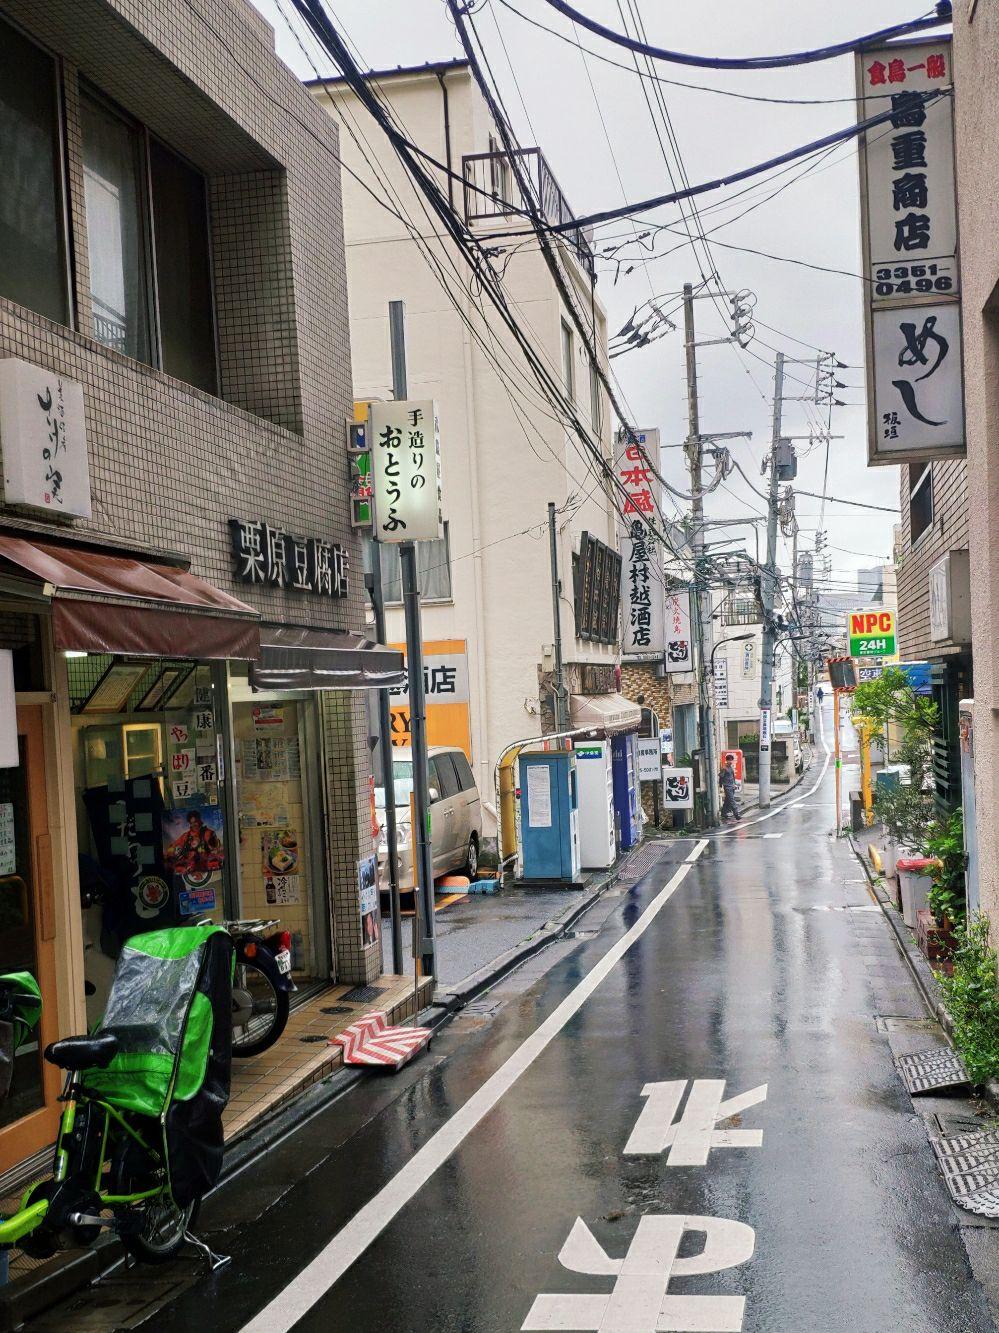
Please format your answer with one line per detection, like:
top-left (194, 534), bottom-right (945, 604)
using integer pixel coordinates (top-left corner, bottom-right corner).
top-left (162, 806), bottom-right (225, 888)
top-left (358, 853), bottom-right (380, 948)
top-left (261, 829), bottom-right (300, 878)
top-left (265, 874), bottom-right (300, 906)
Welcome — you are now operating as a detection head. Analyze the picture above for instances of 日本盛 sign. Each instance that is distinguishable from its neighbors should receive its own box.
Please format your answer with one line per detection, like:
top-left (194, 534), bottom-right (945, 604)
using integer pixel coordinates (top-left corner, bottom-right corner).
top-left (849, 609), bottom-right (897, 658)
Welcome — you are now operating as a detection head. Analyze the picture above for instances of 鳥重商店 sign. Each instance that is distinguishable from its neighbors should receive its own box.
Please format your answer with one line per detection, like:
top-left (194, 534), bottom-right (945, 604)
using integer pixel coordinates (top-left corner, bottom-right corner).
top-left (856, 38), bottom-right (963, 465)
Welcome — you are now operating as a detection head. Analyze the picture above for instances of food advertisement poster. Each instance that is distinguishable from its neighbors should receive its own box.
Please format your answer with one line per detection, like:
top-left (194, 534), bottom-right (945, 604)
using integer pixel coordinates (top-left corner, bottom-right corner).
top-left (162, 806), bottom-right (225, 886)
top-left (262, 828), bottom-right (300, 877)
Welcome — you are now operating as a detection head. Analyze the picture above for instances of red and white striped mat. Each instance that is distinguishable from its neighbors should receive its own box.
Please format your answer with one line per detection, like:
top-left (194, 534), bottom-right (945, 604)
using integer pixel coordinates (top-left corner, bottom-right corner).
top-left (332, 1010), bottom-right (431, 1071)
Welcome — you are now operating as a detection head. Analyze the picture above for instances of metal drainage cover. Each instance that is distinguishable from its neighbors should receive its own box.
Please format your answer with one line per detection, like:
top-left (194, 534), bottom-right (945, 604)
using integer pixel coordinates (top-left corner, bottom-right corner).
top-left (896, 1047), bottom-right (971, 1095)
top-left (931, 1130), bottom-right (999, 1217)
top-left (566, 929), bottom-right (599, 939)
top-left (462, 998), bottom-right (503, 1019)
top-left (321, 1005), bottom-right (354, 1016)
top-left (340, 984), bottom-right (388, 1003)
top-left (618, 844), bottom-right (671, 881)
top-left (299, 1034), bottom-right (329, 1043)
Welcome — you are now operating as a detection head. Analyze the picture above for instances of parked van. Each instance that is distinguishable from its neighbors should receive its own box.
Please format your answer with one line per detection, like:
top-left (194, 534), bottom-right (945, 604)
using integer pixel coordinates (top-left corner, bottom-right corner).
top-left (772, 718), bottom-right (803, 773)
top-left (375, 746), bottom-right (483, 889)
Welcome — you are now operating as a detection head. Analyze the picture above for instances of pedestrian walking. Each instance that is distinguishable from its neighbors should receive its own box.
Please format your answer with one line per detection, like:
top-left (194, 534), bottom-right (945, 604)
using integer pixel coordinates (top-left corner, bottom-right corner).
top-left (816, 685), bottom-right (824, 703)
top-left (719, 755), bottom-right (741, 823)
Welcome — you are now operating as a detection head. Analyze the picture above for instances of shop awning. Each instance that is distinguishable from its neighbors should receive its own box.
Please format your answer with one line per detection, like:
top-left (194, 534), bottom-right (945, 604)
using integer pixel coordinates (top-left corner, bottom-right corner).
top-left (249, 624), bottom-right (406, 691)
top-left (570, 692), bottom-right (642, 736)
top-left (0, 534), bottom-right (260, 660)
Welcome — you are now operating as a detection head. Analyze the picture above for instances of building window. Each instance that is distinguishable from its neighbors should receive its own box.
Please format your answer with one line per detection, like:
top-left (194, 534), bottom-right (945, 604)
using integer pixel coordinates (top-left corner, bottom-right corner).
top-left (722, 596), bottom-right (762, 627)
top-left (909, 463), bottom-right (933, 544)
top-left (589, 359), bottom-right (602, 434)
top-left (81, 87), bottom-right (217, 392)
top-left (374, 523), bottom-right (453, 604)
top-left (561, 318), bottom-right (574, 398)
top-left (0, 16), bottom-right (69, 325)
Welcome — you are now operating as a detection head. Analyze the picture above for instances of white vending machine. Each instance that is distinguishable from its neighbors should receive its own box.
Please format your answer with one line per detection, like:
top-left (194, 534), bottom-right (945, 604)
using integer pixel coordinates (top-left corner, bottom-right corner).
top-left (574, 739), bottom-right (616, 869)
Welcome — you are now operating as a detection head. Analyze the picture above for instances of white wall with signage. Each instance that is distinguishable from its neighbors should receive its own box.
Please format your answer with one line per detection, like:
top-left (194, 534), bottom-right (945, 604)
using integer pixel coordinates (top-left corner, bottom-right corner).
top-left (856, 38), bottom-right (964, 465)
top-left (0, 358), bottom-right (91, 518)
top-left (615, 428), bottom-right (665, 658)
top-left (369, 399), bottom-right (443, 543)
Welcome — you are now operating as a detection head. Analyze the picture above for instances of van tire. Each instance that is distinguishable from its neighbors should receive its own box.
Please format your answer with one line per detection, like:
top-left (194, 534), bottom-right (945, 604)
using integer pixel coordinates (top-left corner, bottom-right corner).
top-left (463, 834), bottom-right (479, 881)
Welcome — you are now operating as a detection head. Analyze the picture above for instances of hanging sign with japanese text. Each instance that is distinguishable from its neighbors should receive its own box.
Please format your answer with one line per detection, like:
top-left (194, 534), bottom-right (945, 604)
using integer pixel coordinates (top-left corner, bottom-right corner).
top-left (369, 399), bottom-right (443, 543)
top-left (856, 38), bottom-right (964, 465)
top-left (229, 519), bottom-right (348, 596)
top-left (0, 358), bottom-right (90, 518)
top-left (615, 428), bottom-right (665, 658)
top-left (388, 638), bottom-right (472, 758)
top-left (664, 589), bottom-right (693, 673)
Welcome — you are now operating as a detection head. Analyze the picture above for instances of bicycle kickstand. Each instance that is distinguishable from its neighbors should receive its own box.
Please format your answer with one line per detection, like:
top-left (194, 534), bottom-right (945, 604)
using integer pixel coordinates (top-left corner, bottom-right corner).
top-left (184, 1228), bottom-right (231, 1273)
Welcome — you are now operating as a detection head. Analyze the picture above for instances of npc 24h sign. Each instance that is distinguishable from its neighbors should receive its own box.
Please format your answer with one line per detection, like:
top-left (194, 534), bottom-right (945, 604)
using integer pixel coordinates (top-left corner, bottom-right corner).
top-left (849, 609), bottom-right (896, 658)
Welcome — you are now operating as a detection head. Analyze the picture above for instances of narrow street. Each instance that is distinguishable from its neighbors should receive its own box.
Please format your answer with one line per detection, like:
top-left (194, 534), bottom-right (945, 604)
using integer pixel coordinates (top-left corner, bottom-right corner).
top-left (34, 709), bottom-right (994, 1332)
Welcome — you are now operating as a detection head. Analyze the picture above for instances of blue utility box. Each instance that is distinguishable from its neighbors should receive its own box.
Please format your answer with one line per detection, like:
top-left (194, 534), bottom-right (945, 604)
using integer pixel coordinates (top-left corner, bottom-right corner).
top-left (516, 750), bottom-right (581, 885)
top-left (612, 732), bottom-right (642, 851)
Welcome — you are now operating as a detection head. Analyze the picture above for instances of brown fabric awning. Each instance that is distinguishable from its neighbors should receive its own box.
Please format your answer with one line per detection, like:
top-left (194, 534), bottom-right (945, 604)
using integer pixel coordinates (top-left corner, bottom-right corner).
top-left (0, 534), bottom-right (260, 660)
top-left (249, 624), bottom-right (406, 691)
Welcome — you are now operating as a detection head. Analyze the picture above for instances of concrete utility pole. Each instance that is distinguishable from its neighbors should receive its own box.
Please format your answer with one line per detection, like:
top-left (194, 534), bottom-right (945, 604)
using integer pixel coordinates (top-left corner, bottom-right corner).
top-left (368, 527), bottom-right (403, 974)
top-left (547, 501), bottom-right (569, 733)
top-left (758, 351), bottom-right (784, 810)
top-left (683, 283), bottom-right (719, 826)
top-left (390, 299), bottom-right (437, 979)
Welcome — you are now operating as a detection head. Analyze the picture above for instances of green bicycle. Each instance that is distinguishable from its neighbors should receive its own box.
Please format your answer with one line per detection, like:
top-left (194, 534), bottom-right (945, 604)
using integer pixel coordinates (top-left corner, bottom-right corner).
top-left (0, 923), bottom-right (233, 1266)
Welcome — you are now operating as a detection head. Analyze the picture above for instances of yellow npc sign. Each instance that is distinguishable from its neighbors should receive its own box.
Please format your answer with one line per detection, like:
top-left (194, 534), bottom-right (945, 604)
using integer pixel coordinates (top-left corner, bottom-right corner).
top-left (848, 609), bottom-right (896, 658)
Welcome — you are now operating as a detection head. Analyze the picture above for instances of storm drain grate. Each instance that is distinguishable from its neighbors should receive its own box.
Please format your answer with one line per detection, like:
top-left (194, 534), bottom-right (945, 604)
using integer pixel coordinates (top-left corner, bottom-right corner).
top-left (299, 1034), bottom-right (329, 1043)
top-left (339, 984), bottom-right (388, 1003)
top-left (896, 1046), bottom-right (971, 1095)
top-left (931, 1130), bottom-right (999, 1217)
top-left (321, 1005), bottom-right (354, 1016)
top-left (462, 998), bottom-right (503, 1019)
top-left (618, 843), bottom-right (671, 881)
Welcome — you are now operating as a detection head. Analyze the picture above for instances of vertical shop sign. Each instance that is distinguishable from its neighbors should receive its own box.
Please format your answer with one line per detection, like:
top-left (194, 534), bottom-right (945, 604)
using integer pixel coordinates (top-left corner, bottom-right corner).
top-left (714, 657), bottom-right (729, 707)
top-left (616, 428), bottom-right (665, 657)
top-left (664, 589), bottom-right (693, 672)
top-left (0, 650), bottom-right (16, 768)
top-left (0, 358), bottom-right (91, 517)
top-left (856, 38), bottom-right (963, 464)
top-left (389, 639), bottom-right (472, 756)
top-left (369, 400), bottom-right (443, 543)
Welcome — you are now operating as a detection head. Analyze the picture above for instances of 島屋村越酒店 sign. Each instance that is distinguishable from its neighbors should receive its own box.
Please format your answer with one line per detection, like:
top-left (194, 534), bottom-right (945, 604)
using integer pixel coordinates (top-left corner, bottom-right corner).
top-left (848, 609), bottom-right (897, 658)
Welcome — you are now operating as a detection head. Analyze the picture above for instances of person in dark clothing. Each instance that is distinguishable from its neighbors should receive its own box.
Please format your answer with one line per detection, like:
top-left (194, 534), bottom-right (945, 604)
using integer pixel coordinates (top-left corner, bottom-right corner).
top-left (719, 756), bottom-right (741, 822)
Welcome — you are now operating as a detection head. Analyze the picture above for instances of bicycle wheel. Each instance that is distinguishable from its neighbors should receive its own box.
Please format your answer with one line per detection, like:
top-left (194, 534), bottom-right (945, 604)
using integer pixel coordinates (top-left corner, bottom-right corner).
top-left (110, 1136), bottom-right (198, 1264)
top-left (231, 960), bottom-right (290, 1058)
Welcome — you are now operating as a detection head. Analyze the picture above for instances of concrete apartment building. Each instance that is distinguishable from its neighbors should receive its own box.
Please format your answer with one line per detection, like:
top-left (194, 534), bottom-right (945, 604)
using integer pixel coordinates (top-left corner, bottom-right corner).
top-left (0, 0), bottom-right (400, 1179)
top-left (312, 62), bottom-right (626, 830)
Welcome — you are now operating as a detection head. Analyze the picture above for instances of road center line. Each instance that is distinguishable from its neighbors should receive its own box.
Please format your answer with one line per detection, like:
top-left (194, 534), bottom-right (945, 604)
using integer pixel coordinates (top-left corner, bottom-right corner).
top-left (240, 841), bottom-right (710, 1333)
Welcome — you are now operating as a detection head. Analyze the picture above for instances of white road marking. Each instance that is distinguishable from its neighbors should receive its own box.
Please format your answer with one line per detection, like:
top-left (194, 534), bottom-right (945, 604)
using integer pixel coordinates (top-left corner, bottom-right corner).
top-left (240, 841), bottom-right (710, 1333)
top-left (761, 833), bottom-right (782, 839)
top-left (624, 1080), bottom-right (766, 1163)
top-left (523, 1214), bottom-right (754, 1331)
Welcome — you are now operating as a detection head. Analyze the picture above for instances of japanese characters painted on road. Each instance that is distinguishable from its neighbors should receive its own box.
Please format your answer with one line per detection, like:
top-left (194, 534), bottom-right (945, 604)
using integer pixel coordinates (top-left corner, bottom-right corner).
top-left (660, 766), bottom-right (693, 809)
top-left (615, 428), bottom-right (665, 658)
top-left (0, 358), bottom-right (90, 517)
top-left (369, 399), bottom-right (443, 543)
top-left (664, 588), bottom-right (693, 672)
top-left (522, 1214), bottom-right (755, 1332)
top-left (388, 639), bottom-right (471, 758)
top-left (624, 1080), bottom-right (767, 1165)
top-left (636, 737), bottom-right (662, 784)
top-left (855, 37), bottom-right (963, 464)
top-left (849, 608), bottom-right (897, 658)
top-left (714, 655), bottom-right (730, 707)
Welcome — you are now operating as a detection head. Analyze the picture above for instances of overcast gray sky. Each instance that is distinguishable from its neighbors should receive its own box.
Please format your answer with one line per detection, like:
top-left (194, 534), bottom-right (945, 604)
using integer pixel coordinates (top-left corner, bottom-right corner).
top-left (253, 0), bottom-right (926, 596)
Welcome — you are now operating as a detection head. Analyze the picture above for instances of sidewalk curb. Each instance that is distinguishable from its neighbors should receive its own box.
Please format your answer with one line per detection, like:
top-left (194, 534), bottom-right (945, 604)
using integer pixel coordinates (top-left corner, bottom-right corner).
top-left (848, 834), bottom-right (999, 1111)
top-left (435, 865), bottom-right (620, 1011)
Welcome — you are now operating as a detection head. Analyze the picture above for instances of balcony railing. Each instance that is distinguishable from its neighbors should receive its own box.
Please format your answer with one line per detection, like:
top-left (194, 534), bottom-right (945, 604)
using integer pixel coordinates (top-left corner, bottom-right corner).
top-left (462, 147), bottom-right (594, 277)
top-left (721, 597), bottom-right (763, 627)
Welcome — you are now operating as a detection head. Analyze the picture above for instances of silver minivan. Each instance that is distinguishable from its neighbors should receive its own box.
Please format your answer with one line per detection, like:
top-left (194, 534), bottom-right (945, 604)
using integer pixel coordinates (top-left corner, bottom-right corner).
top-left (376, 746), bottom-right (483, 889)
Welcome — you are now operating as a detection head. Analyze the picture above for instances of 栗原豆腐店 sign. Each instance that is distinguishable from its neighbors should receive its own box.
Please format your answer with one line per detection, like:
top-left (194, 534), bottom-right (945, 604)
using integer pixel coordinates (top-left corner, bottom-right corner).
top-left (856, 38), bottom-right (964, 466)
top-left (849, 609), bottom-right (897, 658)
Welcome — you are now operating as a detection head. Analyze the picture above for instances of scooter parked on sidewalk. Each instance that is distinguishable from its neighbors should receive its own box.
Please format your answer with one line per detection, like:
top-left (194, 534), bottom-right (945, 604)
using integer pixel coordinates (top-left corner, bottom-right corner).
top-left (224, 919), bottom-right (296, 1058)
top-left (0, 923), bottom-right (233, 1268)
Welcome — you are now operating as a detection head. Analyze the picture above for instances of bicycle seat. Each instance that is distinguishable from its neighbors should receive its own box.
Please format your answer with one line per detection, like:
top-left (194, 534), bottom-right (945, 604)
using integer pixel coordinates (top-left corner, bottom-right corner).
top-left (44, 1032), bottom-right (119, 1072)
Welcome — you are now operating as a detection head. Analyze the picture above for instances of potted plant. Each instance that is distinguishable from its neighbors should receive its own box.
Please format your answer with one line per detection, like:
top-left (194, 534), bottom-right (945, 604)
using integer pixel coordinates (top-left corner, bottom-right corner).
top-left (926, 808), bottom-right (966, 935)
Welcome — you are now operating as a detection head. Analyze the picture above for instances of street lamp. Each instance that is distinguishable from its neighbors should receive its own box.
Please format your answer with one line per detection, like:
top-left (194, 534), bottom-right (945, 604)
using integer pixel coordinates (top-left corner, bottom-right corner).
top-left (705, 632), bottom-right (755, 827)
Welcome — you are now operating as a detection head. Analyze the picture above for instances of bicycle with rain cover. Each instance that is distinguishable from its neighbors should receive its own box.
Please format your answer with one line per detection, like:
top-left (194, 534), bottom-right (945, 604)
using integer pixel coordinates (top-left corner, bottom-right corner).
top-left (0, 971), bottom-right (41, 1102)
top-left (0, 922), bottom-right (233, 1266)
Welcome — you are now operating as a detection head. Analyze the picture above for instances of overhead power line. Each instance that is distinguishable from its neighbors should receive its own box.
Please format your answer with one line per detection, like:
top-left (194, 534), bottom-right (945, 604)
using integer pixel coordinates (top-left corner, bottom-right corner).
top-left (795, 489), bottom-right (900, 514)
top-left (531, 0), bottom-right (951, 70)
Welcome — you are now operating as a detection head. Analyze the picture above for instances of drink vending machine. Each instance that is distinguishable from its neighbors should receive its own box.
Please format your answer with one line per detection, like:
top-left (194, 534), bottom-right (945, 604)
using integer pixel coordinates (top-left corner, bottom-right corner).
top-left (574, 740), bottom-right (616, 870)
top-left (516, 749), bottom-right (582, 884)
top-left (611, 732), bottom-right (642, 851)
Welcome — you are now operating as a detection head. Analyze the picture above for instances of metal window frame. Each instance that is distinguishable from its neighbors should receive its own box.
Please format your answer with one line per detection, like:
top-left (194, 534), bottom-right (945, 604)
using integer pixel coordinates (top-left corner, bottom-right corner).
top-left (908, 461), bottom-right (934, 546)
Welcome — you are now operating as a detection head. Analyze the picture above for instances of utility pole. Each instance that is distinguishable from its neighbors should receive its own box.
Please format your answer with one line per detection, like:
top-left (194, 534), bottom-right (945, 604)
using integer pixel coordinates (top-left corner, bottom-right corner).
top-left (390, 300), bottom-right (437, 980)
top-left (547, 501), bottom-right (568, 732)
top-left (683, 283), bottom-right (718, 826)
top-left (758, 351), bottom-right (784, 810)
top-left (368, 537), bottom-right (403, 975)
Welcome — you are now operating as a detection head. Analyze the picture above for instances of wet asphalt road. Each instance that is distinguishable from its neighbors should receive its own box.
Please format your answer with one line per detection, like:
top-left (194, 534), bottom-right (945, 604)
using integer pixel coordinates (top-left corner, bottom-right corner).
top-left (35, 705), bottom-right (999, 1331)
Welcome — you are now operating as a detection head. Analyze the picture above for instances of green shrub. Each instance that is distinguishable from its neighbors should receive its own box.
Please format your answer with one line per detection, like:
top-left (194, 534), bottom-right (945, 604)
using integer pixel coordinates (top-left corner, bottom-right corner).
top-left (925, 809), bottom-right (966, 927)
top-left (938, 914), bottom-right (999, 1084)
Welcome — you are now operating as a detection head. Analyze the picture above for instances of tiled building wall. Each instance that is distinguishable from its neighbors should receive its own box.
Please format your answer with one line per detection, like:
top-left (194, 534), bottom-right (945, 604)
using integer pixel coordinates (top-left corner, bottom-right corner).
top-left (0, 0), bottom-right (376, 982)
top-left (895, 458), bottom-right (968, 661)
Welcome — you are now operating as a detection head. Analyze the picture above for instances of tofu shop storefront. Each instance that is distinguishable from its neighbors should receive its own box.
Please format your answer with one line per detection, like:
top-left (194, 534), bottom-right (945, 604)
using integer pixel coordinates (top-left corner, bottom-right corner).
top-left (0, 525), bottom-right (403, 1171)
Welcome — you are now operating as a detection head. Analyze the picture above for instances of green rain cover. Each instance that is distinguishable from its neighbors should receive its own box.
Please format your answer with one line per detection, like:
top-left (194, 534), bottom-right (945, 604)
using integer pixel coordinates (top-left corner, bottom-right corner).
top-left (82, 923), bottom-right (225, 1119)
top-left (0, 971), bottom-right (41, 1049)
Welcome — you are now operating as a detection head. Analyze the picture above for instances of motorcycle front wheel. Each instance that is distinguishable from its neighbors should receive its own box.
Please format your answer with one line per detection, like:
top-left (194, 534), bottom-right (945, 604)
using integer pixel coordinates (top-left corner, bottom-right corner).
top-left (231, 960), bottom-right (290, 1058)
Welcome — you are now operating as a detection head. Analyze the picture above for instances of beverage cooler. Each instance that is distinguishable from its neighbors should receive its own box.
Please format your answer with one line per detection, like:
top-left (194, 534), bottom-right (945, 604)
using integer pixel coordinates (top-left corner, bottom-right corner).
top-left (516, 750), bottom-right (581, 885)
top-left (574, 740), bottom-right (616, 869)
top-left (612, 732), bottom-right (642, 851)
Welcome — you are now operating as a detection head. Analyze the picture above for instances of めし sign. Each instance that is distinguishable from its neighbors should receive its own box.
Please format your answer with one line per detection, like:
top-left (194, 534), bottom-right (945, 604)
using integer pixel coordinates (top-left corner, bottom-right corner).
top-left (848, 609), bottom-right (896, 658)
